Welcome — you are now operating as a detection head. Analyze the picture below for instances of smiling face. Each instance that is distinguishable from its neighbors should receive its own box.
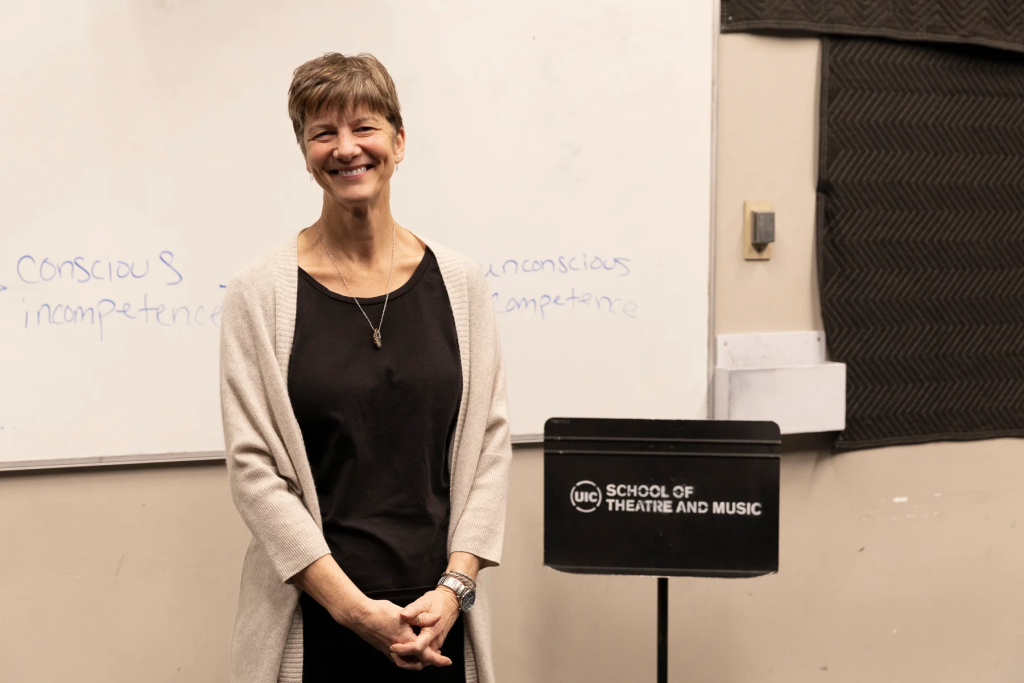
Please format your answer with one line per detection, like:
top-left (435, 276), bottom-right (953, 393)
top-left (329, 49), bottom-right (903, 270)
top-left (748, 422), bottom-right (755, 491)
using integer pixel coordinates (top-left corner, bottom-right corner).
top-left (303, 105), bottom-right (405, 209)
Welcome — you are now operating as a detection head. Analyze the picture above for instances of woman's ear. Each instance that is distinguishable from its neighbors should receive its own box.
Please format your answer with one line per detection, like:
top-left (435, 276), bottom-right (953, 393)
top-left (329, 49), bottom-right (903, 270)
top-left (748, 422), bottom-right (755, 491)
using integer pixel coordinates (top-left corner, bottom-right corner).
top-left (394, 126), bottom-right (406, 160)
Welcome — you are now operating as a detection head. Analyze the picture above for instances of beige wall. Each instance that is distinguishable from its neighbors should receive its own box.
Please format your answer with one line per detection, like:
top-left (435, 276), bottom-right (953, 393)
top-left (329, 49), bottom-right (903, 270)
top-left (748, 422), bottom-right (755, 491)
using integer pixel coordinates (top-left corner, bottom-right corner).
top-left (0, 464), bottom-right (247, 681)
top-left (3, 32), bottom-right (1024, 683)
top-left (707, 33), bottom-right (1024, 682)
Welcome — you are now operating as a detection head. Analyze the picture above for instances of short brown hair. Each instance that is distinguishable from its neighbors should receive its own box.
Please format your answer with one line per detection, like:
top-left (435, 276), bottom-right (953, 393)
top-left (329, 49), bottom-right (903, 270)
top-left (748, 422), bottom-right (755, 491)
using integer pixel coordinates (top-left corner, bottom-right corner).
top-left (287, 53), bottom-right (403, 152)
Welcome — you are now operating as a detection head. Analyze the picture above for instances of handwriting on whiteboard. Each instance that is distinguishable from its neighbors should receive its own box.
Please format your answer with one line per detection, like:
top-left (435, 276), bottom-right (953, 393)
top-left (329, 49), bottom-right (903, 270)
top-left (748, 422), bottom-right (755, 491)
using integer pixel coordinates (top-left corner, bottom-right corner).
top-left (482, 253), bottom-right (638, 320)
top-left (483, 254), bottom-right (631, 278)
top-left (28, 297), bottom-right (222, 341)
top-left (16, 252), bottom-right (184, 286)
top-left (491, 291), bottom-right (637, 319)
top-left (4, 249), bottom-right (641, 339)
top-left (7, 250), bottom-right (221, 341)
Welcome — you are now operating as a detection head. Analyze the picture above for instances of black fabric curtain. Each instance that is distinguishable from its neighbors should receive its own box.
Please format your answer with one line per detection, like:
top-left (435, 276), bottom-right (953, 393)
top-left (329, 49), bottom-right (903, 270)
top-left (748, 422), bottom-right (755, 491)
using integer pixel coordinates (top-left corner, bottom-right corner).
top-left (722, 1), bottom-right (1024, 55)
top-left (817, 37), bottom-right (1024, 450)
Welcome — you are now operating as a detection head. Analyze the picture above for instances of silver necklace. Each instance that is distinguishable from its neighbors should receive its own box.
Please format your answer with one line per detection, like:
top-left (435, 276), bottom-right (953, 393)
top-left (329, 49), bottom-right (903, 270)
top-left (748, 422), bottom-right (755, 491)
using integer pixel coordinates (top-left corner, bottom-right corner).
top-left (317, 221), bottom-right (396, 349)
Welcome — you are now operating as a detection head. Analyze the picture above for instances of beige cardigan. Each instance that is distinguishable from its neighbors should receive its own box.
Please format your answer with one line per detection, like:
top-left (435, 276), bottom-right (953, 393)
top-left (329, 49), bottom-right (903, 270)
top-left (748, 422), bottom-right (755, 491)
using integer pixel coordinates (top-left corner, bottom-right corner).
top-left (219, 234), bottom-right (512, 683)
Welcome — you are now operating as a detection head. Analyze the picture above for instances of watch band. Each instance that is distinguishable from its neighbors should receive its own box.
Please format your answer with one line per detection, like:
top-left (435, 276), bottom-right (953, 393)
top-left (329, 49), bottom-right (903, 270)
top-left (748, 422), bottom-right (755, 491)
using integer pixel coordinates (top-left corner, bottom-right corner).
top-left (437, 573), bottom-right (476, 613)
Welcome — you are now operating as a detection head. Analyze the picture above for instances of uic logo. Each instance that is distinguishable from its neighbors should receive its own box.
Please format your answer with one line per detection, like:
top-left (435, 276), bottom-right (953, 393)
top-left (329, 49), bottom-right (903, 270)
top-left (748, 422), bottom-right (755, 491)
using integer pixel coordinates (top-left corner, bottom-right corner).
top-left (570, 480), bottom-right (602, 513)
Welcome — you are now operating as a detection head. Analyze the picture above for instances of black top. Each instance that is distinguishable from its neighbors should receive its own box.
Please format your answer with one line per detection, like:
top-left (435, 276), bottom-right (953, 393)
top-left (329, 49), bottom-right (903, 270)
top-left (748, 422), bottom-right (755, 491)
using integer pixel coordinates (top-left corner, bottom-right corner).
top-left (288, 247), bottom-right (462, 596)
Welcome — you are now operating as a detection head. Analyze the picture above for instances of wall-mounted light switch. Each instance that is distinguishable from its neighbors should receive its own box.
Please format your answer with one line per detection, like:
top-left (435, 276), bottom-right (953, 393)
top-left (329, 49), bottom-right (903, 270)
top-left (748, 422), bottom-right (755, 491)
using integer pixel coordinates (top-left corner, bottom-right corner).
top-left (752, 211), bottom-right (775, 247)
top-left (743, 200), bottom-right (774, 260)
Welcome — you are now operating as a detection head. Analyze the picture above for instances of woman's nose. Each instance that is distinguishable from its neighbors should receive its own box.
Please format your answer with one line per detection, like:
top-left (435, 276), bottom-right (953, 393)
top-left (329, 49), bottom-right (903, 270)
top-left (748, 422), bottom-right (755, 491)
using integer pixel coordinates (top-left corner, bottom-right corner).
top-left (333, 130), bottom-right (360, 159)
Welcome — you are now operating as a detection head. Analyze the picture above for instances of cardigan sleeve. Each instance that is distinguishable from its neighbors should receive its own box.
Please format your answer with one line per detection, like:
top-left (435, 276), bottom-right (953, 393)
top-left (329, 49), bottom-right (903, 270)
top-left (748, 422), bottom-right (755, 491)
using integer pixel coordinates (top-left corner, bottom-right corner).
top-left (220, 277), bottom-right (331, 583)
top-left (449, 264), bottom-right (514, 568)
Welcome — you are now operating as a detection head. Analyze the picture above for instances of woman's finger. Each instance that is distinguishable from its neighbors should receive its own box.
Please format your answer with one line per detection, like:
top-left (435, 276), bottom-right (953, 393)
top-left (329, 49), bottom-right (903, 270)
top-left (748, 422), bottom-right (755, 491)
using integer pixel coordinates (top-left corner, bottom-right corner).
top-left (399, 597), bottom-right (431, 621)
top-left (390, 628), bottom-right (435, 657)
top-left (391, 653), bottom-right (425, 670)
top-left (400, 610), bottom-right (441, 627)
top-left (418, 646), bottom-right (452, 668)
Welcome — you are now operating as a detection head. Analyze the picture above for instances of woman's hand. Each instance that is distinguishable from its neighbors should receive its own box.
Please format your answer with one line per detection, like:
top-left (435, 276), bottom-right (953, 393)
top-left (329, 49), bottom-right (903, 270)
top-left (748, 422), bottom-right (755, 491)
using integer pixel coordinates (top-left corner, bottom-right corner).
top-left (389, 588), bottom-right (462, 663)
top-left (292, 556), bottom-right (453, 669)
top-left (347, 598), bottom-right (451, 670)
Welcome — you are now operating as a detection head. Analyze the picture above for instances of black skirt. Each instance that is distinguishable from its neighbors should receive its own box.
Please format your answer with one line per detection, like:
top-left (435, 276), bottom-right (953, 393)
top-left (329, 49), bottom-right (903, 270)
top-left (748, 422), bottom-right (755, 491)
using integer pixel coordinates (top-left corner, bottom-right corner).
top-left (300, 590), bottom-right (465, 683)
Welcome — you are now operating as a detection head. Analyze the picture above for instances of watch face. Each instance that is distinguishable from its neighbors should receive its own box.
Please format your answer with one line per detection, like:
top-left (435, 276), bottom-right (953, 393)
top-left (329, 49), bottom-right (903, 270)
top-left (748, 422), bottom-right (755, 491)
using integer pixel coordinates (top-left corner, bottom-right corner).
top-left (461, 590), bottom-right (476, 612)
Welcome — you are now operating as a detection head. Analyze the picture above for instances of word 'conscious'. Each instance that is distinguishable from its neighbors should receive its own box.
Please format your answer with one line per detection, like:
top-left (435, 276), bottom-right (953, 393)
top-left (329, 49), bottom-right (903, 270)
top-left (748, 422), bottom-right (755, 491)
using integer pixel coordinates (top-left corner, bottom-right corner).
top-left (16, 252), bottom-right (184, 286)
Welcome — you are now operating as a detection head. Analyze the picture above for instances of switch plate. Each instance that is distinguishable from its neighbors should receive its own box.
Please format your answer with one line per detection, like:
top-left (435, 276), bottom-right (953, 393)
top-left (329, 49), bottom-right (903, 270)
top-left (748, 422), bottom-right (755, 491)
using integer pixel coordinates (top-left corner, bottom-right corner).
top-left (743, 200), bottom-right (774, 260)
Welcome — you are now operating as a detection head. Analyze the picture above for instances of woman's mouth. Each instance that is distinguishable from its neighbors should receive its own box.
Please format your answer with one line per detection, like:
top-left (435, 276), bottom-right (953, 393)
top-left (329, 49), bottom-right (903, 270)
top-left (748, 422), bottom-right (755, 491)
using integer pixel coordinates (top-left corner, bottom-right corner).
top-left (329, 165), bottom-right (372, 178)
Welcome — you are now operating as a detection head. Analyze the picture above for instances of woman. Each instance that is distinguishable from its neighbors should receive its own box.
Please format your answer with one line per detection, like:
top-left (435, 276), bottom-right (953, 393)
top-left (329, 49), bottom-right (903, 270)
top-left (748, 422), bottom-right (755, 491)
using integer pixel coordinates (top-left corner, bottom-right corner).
top-left (220, 52), bottom-right (512, 683)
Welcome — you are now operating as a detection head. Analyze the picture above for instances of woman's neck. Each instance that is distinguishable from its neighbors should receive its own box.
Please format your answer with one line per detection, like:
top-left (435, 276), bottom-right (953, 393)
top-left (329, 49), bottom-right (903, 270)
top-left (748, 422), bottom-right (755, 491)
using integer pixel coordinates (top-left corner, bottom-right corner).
top-left (315, 198), bottom-right (394, 265)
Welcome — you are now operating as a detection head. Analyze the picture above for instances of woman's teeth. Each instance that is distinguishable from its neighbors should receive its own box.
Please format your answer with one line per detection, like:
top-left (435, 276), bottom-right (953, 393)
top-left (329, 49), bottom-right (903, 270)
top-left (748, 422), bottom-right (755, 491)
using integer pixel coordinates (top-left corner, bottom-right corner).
top-left (338, 166), bottom-right (368, 176)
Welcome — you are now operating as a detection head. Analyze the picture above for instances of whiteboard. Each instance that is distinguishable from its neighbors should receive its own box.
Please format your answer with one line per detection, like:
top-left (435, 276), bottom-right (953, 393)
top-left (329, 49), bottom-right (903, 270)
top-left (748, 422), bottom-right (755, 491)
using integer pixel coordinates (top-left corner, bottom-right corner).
top-left (0, 0), bottom-right (714, 468)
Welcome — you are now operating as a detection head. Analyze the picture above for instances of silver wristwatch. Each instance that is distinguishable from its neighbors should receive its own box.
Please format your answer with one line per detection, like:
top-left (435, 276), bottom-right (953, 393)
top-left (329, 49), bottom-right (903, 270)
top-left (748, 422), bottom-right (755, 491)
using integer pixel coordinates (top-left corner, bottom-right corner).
top-left (437, 573), bottom-right (476, 613)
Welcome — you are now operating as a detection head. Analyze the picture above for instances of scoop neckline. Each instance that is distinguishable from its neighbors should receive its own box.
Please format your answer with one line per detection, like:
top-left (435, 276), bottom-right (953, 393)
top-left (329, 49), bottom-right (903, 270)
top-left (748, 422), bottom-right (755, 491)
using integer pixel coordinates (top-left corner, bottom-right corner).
top-left (298, 247), bottom-right (433, 305)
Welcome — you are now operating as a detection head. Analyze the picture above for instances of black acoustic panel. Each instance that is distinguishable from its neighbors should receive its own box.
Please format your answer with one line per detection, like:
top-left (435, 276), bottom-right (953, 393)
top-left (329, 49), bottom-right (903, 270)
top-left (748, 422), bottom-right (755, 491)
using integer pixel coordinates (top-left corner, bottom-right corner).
top-left (818, 37), bottom-right (1024, 450)
top-left (722, 0), bottom-right (1024, 56)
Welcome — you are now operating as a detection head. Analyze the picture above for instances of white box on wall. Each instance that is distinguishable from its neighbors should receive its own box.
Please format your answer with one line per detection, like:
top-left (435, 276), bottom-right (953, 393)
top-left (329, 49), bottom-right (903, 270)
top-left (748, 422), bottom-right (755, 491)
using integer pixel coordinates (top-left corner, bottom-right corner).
top-left (714, 332), bottom-right (846, 435)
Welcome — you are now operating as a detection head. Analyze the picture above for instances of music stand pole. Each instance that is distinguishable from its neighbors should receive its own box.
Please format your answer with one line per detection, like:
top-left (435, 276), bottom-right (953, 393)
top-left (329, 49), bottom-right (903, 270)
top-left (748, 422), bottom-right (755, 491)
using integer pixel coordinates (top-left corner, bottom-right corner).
top-left (658, 577), bottom-right (668, 683)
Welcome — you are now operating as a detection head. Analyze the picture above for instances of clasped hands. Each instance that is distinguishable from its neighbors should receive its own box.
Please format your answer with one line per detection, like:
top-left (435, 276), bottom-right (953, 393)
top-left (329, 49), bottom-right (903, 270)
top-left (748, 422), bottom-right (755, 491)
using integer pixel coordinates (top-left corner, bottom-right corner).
top-left (348, 587), bottom-right (462, 670)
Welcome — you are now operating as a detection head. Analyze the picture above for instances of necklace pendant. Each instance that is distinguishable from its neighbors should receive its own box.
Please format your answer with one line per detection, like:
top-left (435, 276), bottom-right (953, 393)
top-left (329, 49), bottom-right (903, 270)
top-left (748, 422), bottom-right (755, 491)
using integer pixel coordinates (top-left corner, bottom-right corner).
top-left (373, 328), bottom-right (382, 349)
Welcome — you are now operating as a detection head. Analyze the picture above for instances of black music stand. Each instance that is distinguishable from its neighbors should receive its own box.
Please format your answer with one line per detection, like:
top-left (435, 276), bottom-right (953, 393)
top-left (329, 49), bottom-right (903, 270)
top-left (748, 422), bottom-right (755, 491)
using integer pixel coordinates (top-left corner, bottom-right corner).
top-left (544, 418), bottom-right (781, 683)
